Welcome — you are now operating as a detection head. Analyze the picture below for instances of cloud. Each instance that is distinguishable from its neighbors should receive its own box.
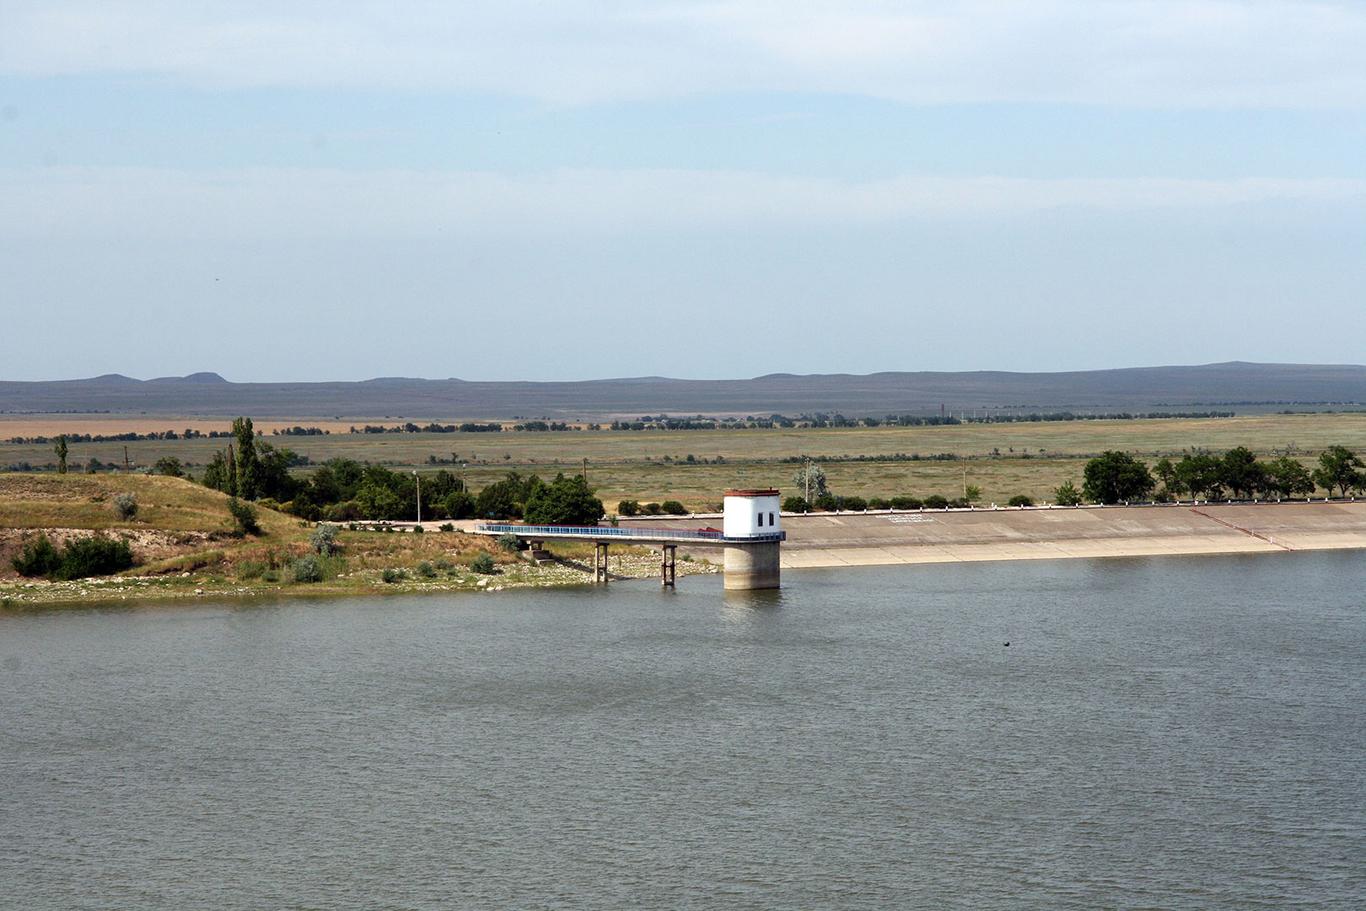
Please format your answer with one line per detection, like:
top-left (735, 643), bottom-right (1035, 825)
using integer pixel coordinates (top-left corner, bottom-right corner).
top-left (3, 167), bottom-right (1363, 239)
top-left (2, 1), bottom-right (1364, 107)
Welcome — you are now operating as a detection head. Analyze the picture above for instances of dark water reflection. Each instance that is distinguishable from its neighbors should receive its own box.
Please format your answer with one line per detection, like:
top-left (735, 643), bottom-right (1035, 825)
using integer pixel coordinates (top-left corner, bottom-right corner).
top-left (2, 552), bottom-right (1363, 909)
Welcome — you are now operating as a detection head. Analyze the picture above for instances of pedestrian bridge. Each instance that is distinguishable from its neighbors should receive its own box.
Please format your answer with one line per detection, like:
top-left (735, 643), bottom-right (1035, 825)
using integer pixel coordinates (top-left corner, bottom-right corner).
top-left (472, 522), bottom-right (785, 587)
top-left (473, 523), bottom-right (785, 545)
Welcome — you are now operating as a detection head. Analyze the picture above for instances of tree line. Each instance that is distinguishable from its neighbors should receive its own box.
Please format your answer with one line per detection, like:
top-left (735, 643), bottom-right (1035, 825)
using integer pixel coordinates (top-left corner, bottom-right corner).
top-left (1072, 446), bottom-right (1365, 505)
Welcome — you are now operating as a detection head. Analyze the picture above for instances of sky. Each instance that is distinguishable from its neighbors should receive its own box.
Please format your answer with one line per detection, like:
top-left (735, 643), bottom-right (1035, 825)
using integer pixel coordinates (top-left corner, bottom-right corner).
top-left (2, 1), bottom-right (1365, 382)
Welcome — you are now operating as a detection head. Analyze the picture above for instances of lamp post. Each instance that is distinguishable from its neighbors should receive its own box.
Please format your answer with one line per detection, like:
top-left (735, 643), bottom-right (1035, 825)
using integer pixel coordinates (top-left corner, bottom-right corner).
top-left (413, 470), bottom-right (421, 525)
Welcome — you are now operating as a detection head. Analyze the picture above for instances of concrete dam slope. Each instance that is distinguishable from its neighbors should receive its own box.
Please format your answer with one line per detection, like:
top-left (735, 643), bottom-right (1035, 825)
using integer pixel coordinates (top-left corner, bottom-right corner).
top-left (625, 501), bottom-right (1366, 568)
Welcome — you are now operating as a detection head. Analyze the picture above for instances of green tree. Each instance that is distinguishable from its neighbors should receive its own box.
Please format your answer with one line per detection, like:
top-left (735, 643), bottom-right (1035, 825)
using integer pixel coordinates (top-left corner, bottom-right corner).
top-left (202, 450), bottom-right (230, 492)
top-left (523, 474), bottom-right (604, 525)
top-left (1312, 445), bottom-right (1365, 497)
top-left (226, 444), bottom-right (238, 496)
top-left (54, 435), bottom-right (68, 474)
top-left (232, 417), bottom-right (259, 500)
top-left (254, 443), bottom-right (302, 502)
top-left (442, 490), bottom-right (477, 520)
top-left (227, 497), bottom-right (261, 535)
top-left (1264, 457), bottom-right (1315, 498)
top-left (474, 472), bottom-right (541, 520)
top-left (1082, 451), bottom-right (1154, 504)
top-left (355, 481), bottom-right (404, 520)
top-left (1152, 456), bottom-right (1177, 496)
top-left (1219, 447), bottom-right (1266, 499)
top-left (1174, 453), bottom-right (1222, 500)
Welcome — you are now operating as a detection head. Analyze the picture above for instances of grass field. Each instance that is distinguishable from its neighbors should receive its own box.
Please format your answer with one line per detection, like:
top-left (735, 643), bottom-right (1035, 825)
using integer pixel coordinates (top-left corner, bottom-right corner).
top-left (3, 413), bottom-right (1364, 509)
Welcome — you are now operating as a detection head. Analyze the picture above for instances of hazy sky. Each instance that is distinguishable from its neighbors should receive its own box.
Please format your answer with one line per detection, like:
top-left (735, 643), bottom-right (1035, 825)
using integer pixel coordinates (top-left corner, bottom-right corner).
top-left (3, 1), bottom-right (1365, 382)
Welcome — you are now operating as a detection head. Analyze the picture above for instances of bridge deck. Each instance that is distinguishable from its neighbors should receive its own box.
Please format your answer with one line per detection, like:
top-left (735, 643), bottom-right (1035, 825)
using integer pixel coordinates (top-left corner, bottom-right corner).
top-left (474, 523), bottom-right (784, 546)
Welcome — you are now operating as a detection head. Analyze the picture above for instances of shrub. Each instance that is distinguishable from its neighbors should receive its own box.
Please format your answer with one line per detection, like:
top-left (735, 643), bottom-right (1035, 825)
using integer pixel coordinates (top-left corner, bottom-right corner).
top-left (228, 498), bottom-right (261, 536)
top-left (262, 569), bottom-right (280, 583)
top-left (412, 525), bottom-right (423, 534)
top-left (813, 493), bottom-right (838, 511)
top-left (237, 560), bottom-right (267, 580)
top-left (114, 492), bottom-right (138, 520)
top-left (381, 568), bottom-right (406, 584)
top-left (868, 497), bottom-right (889, 510)
top-left (923, 494), bottom-right (950, 509)
top-left (153, 456), bottom-right (184, 477)
top-left (256, 497), bottom-right (281, 512)
top-left (470, 552), bottom-right (496, 574)
top-left (1007, 495), bottom-right (1034, 507)
top-left (841, 496), bottom-right (868, 511)
top-left (617, 499), bottom-right (641, 517)
top-left (660, 500), bottom-right (687, 515)
top-left (54, 535), bottom-right (135, 580)
top-left (417, 561), bottom-right (437, 579)
top-left (434, 558), bottom-right (454, 571)
top-left (890, 496), bottom-right (922, 510)
top-left (497, 533), bottom-right (522, 552)
top-left (290, 554), bottom-right (324, 584)
top-left (12, 534), bottom-right (61, 577)
top-left (783, 496), bottom-right (809, 512)
top-left (310, 524), bottom-right (340, 556)
top-left (438, 522), bottom-right (455, 532)
top-left (1054, 481), bottom-right (1083, 506)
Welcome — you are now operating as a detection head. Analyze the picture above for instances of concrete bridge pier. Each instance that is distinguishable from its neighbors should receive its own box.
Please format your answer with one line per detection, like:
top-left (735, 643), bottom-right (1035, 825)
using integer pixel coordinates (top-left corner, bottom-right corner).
top-left (593, 542), bottom-right (609, 584)
top-left (722, 540), bottom-right (781, 591)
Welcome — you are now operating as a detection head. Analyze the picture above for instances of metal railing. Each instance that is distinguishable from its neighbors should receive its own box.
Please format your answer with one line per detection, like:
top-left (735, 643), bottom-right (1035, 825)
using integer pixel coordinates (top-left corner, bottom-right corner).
top-left (475, 523), bottom-right (785, 543)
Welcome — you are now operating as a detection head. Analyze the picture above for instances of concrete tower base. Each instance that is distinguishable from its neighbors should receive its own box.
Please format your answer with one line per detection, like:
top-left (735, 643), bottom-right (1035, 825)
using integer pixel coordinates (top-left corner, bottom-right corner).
top-left (722, 541), bottom-right (782, 590)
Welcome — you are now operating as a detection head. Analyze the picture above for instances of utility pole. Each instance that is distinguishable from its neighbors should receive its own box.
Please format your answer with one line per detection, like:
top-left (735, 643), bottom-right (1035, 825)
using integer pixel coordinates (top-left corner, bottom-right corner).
top-left (963, 468), bottom-right (968, 499)
top-left (123, 446), bottom-right (130, 471)
top-left (583, 457), bottom-right (588, 481)
top-left (413, 470), bottom-right (421, 524)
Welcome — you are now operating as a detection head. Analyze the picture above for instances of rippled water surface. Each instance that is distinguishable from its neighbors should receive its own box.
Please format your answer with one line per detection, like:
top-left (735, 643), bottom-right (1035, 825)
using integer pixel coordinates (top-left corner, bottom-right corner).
top-left (2, 553), bottom-right (1364, 909)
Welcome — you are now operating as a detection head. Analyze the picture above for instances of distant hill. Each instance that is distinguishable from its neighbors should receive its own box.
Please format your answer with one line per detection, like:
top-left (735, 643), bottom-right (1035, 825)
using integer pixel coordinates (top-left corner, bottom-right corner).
top-left (2, 362), bottom-right (1364, 419)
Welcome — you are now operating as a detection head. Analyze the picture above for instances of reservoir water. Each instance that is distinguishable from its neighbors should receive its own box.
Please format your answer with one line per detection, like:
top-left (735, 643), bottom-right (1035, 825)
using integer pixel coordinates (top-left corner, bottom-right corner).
top-left (2, 552), bottom-right (1363, 909)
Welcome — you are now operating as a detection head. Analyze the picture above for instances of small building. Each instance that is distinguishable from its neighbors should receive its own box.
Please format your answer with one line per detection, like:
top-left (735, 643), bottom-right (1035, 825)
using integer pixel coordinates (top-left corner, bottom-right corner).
top-left (723, 488), bottom-right (783, 538)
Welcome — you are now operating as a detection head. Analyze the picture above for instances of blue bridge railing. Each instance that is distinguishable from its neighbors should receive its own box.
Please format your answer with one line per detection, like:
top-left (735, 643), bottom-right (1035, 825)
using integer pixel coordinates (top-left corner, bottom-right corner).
top-left (475, 523), bottom-right (785, 543)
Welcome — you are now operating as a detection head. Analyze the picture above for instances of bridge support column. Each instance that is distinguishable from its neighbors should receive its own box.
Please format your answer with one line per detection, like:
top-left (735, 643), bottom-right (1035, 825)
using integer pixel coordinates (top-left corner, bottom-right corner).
top-left (723, 541), bottom-right (781, 590)
top-left (593, 542), bottom-right (609, 584)
top-left (661, 544), bottom-right (676, 588)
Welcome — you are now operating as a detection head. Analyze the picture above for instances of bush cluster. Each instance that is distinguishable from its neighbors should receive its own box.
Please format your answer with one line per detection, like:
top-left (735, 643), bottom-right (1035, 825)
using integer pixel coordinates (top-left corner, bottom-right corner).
top-left (12, 534), bottom-right (135, 580)
top-left (310, 524), bottom-right (339, 555)
top-left (290, 554), bottom-right (324, 584)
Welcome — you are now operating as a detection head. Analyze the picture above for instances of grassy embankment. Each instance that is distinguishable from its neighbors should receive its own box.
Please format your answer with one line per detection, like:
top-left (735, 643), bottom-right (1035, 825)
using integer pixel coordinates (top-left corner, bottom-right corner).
top-left (0, 474), bottom-right (703, 608)
top-left (4, 413), bottom-right (1364, 509)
